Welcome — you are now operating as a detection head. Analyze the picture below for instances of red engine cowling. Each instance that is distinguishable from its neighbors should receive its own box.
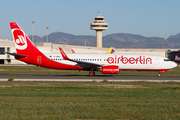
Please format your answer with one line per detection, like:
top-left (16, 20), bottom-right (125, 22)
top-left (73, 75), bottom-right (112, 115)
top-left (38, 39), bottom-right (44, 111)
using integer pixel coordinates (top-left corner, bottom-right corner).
top-left (102, 66), bottom-right (119, 74)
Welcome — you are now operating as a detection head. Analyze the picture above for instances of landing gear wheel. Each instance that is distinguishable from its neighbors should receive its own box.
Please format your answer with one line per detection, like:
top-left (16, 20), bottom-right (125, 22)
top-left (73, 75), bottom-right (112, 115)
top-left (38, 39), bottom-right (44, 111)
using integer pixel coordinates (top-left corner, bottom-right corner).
top-left (157, 73), bottom-right (161, 77)
top-left (89, 72), bottom-right (94, 76)
top-left (89, 71), bottom-right (95, 76)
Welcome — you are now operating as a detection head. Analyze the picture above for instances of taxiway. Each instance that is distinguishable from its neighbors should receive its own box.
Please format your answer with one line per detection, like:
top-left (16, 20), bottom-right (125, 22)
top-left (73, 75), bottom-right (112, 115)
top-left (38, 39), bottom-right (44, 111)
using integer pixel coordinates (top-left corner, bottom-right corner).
top-left (0, 74), bottom-right (180, 82)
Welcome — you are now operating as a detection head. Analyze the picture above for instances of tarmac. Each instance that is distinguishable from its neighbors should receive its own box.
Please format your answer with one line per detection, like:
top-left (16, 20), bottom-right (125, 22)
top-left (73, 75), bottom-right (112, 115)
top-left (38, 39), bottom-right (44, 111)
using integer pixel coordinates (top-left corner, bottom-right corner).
top-left (1, 74), bottom-right (180, 82)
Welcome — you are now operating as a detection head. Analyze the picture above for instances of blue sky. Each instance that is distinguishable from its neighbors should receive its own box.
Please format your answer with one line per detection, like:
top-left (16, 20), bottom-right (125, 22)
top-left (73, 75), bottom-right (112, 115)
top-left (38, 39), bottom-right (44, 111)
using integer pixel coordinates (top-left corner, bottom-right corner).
top-left (1, 0), bottom-right (180, 39)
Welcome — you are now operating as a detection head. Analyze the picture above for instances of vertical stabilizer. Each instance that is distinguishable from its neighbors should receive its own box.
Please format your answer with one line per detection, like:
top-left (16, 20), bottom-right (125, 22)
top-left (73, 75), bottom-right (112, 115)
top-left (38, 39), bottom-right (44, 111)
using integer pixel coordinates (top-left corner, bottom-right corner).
top-left (10, 22), bottom-right (41, 55)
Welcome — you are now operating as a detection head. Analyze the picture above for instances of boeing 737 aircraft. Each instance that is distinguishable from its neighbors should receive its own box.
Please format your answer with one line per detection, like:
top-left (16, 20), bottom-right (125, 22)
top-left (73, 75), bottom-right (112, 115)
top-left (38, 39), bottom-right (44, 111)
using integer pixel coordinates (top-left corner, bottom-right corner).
top-left (8, 22), bottom-right (177, 76)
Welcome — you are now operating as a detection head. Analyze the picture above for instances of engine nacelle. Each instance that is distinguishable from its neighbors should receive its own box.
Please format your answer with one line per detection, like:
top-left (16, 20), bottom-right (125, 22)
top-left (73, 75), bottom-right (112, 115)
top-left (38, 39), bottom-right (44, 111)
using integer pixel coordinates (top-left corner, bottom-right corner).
top-left (102, 66), bottom-right (119, 74)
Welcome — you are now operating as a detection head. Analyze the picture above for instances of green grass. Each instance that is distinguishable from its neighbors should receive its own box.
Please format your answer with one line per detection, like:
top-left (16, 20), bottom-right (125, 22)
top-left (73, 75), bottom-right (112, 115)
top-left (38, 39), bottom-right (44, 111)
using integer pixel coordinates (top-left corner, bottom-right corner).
top-left (0, 81), bottom-right (180, 119)
top-left (0, 66), bottom-right (179, 119)
top-left (0, 65), bottom-right (179, 75)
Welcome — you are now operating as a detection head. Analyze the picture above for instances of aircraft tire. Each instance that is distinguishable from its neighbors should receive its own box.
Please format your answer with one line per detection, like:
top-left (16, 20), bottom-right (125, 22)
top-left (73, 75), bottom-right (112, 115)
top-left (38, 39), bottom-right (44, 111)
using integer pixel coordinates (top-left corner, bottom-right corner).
top-left (89, 72), bottom-right (94, 76)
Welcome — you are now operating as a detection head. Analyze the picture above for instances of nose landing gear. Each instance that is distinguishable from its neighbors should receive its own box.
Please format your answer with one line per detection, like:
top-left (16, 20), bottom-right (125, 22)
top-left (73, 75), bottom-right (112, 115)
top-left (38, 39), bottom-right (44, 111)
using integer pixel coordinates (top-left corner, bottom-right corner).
top-left (157, 70), bottom-right (167, 77)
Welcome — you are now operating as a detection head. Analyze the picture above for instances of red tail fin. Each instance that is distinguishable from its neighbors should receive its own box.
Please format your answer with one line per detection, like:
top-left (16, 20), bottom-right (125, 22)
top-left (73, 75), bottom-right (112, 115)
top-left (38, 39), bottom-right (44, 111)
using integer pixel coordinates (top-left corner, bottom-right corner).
top-left (10, 22), bottom-right (41, 55)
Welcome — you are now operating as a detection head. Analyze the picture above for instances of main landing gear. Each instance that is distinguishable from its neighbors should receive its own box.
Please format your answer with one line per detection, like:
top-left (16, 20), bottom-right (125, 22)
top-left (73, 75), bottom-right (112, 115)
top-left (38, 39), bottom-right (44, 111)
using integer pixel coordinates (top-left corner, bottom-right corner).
top-left (89, 70), bottom-right (95, 76)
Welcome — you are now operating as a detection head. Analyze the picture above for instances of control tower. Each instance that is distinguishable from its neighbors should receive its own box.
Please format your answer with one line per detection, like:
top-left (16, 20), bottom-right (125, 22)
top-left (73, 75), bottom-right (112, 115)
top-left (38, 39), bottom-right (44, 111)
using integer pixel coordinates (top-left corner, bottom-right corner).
top-left (90, 12), bottom-right (108, 48)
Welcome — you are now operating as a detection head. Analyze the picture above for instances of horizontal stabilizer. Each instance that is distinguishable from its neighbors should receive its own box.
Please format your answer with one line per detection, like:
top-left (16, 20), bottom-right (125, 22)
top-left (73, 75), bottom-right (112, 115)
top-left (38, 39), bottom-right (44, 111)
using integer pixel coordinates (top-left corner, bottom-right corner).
top-left (6, 52), bottom-right (27, 58)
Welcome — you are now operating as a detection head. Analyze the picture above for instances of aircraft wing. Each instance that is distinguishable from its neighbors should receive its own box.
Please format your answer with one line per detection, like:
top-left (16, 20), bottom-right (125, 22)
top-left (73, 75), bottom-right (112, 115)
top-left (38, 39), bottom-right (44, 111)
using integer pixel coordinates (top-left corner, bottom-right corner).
top-left (59, 47), bottom-right (102, 68)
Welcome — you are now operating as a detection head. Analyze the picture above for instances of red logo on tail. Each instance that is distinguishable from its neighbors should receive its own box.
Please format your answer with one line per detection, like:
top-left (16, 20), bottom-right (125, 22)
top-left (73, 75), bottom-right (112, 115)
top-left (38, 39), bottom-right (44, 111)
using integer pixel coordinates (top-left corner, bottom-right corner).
top-left (12, 29), bottom-right (27, 50)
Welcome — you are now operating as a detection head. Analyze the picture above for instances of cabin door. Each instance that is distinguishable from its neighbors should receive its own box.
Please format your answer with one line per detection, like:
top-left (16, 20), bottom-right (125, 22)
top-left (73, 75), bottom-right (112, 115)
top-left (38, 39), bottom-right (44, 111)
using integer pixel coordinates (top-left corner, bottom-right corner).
top-left (37, 56), bottom-right (42, 64)
top-left (155, 58), bottom-right (159, 65)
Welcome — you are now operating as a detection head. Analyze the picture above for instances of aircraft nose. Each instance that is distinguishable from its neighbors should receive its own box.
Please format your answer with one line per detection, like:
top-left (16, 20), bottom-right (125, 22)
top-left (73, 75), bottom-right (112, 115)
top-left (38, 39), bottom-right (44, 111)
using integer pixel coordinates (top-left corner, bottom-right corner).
top-left (171, 62), bottom-right (177, 68)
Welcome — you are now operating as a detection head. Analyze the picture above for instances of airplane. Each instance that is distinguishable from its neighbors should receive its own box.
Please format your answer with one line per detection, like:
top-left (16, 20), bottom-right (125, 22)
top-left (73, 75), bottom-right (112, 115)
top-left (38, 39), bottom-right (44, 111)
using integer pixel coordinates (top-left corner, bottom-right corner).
top-left (71, 47), bottom-right (115, 54)
top-left (8, 22), bottom-right (177, 76)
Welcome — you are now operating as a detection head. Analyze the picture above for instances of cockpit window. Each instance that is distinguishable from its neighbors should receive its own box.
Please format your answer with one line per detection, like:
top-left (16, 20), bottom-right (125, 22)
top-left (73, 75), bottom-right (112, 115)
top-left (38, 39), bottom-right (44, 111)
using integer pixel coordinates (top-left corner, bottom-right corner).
top-left (164, 59), bottom-right (170, 61)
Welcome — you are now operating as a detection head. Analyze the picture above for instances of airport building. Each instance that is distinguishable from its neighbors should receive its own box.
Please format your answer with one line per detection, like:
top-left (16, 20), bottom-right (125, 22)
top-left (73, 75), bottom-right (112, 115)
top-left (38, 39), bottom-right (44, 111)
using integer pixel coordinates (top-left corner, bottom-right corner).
top-left (0, 39), bottom-right (179, 64)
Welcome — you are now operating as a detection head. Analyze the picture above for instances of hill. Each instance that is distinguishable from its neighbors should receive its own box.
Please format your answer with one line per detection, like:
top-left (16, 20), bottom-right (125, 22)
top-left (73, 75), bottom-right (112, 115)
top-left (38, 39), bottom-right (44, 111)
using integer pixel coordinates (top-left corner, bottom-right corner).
top-left (167, 33), bottom-right (180, 48)
top-left (29, 32), bottom-right (180, 48)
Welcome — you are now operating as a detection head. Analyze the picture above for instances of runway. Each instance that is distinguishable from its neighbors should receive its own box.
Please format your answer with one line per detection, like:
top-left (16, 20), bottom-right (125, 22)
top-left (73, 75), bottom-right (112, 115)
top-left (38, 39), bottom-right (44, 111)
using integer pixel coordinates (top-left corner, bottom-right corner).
top-left (0, 74), bottom-right (180, 82)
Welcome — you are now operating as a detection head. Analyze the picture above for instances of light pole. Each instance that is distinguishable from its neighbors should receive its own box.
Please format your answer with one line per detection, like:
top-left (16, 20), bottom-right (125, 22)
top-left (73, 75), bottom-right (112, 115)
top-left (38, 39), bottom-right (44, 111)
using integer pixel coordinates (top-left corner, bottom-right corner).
top-left (84, 39), bottom-right (87, 46)
top-left (87, 40), bottom-right (91, 46)
top-left (46, 27), bottom-right (49, 43)
top-left (84, 39), bottom-right (91, 46)
top-left (162, 39), bottom-right (166, 49)
top-left (32, 21), bottom-right (34, 43)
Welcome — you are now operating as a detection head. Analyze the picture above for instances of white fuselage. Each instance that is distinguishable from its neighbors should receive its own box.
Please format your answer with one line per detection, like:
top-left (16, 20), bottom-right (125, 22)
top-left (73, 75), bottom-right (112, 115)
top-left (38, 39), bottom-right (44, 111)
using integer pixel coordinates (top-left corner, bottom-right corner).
top-left (44, 53), bottom-right (177, 71)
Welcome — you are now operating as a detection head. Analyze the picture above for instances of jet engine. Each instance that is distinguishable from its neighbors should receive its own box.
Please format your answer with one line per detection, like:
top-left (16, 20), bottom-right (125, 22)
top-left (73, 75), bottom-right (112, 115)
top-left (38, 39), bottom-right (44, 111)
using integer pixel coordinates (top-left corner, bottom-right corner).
top-left (102, 65), bottom-right (119, 74)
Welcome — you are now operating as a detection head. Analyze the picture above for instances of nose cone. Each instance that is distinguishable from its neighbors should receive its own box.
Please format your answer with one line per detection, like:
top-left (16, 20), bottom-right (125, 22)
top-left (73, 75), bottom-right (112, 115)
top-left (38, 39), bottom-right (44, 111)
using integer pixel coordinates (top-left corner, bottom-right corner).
top-left (171, 62), bottom-right (177, 68)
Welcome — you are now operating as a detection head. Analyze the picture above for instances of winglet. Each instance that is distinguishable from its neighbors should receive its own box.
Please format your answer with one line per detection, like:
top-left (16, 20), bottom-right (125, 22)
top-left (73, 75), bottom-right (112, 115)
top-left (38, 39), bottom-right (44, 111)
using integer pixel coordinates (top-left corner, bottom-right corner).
top-left (71, 48), bottom-right (75, 53)
top-left (59, 47), bottom-right (70, 60)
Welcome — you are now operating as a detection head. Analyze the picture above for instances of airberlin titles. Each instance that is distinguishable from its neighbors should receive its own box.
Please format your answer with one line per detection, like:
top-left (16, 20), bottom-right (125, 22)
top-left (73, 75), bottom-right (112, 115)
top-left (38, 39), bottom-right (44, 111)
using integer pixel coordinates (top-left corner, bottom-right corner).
top-left (107, 55), bottom-right (152, 64)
